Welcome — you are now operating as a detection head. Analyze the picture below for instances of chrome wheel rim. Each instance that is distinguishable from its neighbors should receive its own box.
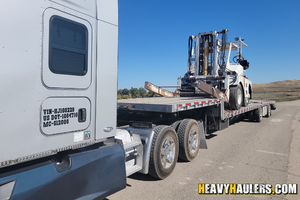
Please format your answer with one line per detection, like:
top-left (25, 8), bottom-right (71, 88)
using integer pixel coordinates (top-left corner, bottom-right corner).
top-left (160, 136), bottom-right (175, 169)
top-left (189, 128), bottom-right (198, 153)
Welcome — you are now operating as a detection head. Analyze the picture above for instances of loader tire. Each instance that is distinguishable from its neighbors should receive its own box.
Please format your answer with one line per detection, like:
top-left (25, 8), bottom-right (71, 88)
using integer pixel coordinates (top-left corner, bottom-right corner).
top-left (229, 85), bottom-right (243, 110)
top-left (243, 97), bottom-right (249, 107)
top-left (149, 125), bottom-right (179, 179)
top-left (177, 119), bottom-right (200, 162)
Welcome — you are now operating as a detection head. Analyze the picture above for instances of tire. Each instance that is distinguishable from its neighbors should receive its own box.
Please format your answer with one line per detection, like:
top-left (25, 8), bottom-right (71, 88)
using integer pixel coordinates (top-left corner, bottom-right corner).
top-left (247, 111), bottom-right (254, 122)
top-left (229, 85), bottom-right (243, 110)
top-left (149, 125), bottom-right (179, 179)
top-left (243, 97), bottom-right (249, 107)
top-left (266, 105), bottom-right (271, 117)
top-left (177, 119), bottom-right (200, 162)
top-left (170, 120), bottom-right (182, 132)
top-left (254, 107), bottom-right (262, 122)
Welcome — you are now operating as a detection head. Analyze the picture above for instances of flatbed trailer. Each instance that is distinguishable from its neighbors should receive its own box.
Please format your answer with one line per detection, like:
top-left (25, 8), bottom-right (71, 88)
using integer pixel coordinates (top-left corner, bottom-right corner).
top-left (117, 97), bottom-right (275, 124)
top-left (116, 96), bottom-right (276, 179)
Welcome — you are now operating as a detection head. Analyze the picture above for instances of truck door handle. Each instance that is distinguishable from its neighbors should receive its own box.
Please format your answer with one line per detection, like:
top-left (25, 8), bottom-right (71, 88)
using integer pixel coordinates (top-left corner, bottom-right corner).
top-left (78, 108), bottom-right (86, 122)
top-left (103, 127), bottom-right (113, 132)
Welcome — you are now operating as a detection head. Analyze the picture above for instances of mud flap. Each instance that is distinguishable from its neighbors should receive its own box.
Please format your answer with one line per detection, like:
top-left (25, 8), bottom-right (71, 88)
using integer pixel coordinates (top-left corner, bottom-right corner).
top-left (198, 121), bottom-right (207, 149)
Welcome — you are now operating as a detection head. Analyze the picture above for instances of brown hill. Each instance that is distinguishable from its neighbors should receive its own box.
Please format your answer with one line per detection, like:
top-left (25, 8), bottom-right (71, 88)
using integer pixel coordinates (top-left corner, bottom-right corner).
top-left (252, 80), bottom-right (300, 102)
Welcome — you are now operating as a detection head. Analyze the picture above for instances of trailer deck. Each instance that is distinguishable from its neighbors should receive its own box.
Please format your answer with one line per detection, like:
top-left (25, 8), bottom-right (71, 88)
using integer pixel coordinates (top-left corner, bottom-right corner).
top-left (118, 97), bottom-right (223, 113)
top-left (224, 100), bottom-right (275, 119)
top-left (117, 97), bottom-right (275, 120)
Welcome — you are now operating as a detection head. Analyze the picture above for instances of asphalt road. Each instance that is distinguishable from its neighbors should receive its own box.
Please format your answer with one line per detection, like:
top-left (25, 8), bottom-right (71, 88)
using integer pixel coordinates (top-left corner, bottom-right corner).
top-left (107, 100), bottom-right (300, 200)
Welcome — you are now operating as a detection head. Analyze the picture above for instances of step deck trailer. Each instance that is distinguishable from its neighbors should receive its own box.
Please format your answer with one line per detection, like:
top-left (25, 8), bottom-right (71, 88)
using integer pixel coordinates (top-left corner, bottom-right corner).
top-left (116, 97), bottom-right (275, 179)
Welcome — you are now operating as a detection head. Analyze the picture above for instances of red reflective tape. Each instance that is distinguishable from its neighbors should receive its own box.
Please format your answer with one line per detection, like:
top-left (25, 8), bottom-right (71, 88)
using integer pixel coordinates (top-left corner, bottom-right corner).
top-left (208, 100), bottom-right (212, 103)
top-left (186, 103), bottom-right (191, 106)
top-left (178, 104), bottom-right (182, 107)
top-left (214, 99), bottom-right (218, 102)
top-left (194, 102), bottom-right (199, 105)
top-left (201, 101), bottom-right (206, 104)
top-left (219, 99), bottom-right (222, 101)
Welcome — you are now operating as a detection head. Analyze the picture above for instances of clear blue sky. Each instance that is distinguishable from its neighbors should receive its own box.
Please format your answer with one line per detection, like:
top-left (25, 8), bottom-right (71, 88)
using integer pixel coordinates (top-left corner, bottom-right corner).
top-left (118, 0), bottom-right (300, 90)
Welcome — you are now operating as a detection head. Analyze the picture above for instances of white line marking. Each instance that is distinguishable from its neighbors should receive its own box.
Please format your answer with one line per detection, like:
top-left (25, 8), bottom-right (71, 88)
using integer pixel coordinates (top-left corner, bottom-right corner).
top-left (179, 182), bottom-right (187, 185)
top-left (256, 150), bottom-right (288, 157)
top-left (186, 177), bottom-right (191, 180)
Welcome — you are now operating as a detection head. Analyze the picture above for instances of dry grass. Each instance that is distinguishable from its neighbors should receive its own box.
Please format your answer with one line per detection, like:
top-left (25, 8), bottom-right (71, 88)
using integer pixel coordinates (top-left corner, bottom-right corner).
top-left (252, 80), bottom-right (300, 102)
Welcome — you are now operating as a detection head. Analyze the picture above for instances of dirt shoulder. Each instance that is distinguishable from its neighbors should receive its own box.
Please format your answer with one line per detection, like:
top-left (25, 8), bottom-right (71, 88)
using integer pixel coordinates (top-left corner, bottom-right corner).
top-left (252, 80), bottom-right (300, 102)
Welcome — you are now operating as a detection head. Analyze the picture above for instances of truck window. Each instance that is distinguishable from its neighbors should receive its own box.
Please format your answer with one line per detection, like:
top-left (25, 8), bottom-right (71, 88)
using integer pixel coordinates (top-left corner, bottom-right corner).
top-left (49, 16), bottom-right (88, 76)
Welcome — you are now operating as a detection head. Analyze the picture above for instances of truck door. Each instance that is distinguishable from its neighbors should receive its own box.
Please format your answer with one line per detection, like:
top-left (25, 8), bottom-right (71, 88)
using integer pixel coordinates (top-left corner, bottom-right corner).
top-left (41, 8), bottom-right (95, 139)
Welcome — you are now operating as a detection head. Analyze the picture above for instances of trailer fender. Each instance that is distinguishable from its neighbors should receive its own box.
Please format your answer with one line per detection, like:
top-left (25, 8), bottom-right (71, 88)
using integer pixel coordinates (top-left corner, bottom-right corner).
top-left (127, 127), bottom-right (155, 175)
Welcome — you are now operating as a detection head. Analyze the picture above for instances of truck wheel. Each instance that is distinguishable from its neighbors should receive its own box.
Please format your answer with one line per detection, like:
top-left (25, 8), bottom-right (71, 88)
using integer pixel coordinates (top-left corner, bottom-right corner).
top-left (170, 120), bottom-right (182, 132)
top-left (254, 107), bottom-right (263, 122)
top-left (149, 125), bottom-right (179, 179)
top-left (247, 111), bottom-right (254, 122)
top-left (266, 105), bottom-right (271, 117)
top-left (229, 85), bottom-right (243, 110)
top-left (177, 119), bottom-right (200, 162)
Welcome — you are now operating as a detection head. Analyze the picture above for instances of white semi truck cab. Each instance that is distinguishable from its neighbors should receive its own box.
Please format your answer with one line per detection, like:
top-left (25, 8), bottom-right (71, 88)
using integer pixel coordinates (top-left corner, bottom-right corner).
top-left (0, 1), bottom-right (130, 199)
